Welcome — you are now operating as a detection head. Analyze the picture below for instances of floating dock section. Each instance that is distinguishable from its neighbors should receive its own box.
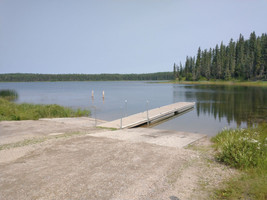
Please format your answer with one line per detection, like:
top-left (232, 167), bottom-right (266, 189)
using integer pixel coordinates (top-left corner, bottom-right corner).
top-left (99, 102), bottom-right (195, 129)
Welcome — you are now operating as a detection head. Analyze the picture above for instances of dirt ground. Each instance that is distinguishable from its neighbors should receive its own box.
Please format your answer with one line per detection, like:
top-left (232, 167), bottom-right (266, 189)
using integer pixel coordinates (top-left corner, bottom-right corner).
top-left (0, 118), bottom-right (237, 200)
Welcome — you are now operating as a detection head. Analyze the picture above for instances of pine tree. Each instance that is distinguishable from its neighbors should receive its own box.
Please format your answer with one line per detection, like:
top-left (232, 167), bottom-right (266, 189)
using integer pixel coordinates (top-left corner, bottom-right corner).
top-left (211, 49), bottom-right (216, 79)
top-left (173, 63), bottom-right (177, 80)
top-left (229, 38), bottom-right (236, 78)
top-left (177, 66), bottom-right (180, 80)
top-left (185, 56), bottom-right (191, 80)
top-left (195, 47), bottom-right (202, 80)
top-left (220, 42), bottom-right (226, 79)
top-left (236, 34), bottom-right (245, 78)
top-left (179, 62), bottom-right (183, 79)
top-left (191, 57), bottom-right (196, 81)
top-left (225, 50), bottom-right (231, 80)
top-left (261, 34), bottom-right (267, 79)
top-left (254, 37), bottom-right (262, 78)
top-left (214, 45), bottom-right (222, 79)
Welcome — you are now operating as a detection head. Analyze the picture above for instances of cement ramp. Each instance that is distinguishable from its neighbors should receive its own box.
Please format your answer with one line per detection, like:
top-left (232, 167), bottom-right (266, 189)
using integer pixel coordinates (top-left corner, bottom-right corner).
top-left (0, 117), bottom-right (106, 145)
top-left (89, 128), bottom-right (206, 148)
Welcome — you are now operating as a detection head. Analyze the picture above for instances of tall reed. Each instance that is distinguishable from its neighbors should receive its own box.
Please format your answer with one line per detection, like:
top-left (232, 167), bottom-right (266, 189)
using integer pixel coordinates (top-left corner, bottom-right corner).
top-left (0, 89), bottom-right (18, 101)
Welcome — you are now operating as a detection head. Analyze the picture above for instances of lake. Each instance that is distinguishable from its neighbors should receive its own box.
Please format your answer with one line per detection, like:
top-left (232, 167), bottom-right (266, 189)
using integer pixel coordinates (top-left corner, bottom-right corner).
top-left (0, 81), bottom-right (266, 136)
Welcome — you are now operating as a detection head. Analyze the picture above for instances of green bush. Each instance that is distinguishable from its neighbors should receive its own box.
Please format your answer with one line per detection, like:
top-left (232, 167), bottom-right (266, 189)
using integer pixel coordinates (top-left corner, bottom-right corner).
top-left (212, 125), bottom-right (267, 169)
top-left (212, 125), bottom-right (267, 199)
top-left (0, 98), bottom-right (90, 121)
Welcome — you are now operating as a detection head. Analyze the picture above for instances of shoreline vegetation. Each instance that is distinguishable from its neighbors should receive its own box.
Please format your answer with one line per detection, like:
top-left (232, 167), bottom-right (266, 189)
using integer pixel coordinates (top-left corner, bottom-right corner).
top-left (212, 124), bottom-right (267, 199)
top-left (0, 97), bottom-right (90, 121)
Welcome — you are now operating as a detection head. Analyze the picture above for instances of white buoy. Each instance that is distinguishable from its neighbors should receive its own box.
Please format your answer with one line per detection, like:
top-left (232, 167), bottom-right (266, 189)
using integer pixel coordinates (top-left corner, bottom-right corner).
top-left (92, 90), bottom-right (94, 98)
top-left (102, 90), bottom-right (105, 99)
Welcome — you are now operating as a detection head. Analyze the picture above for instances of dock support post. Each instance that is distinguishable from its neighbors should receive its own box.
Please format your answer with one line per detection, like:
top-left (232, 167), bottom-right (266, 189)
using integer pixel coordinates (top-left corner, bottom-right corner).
top-left (146, 100), bottom-right (150, 125)
top-left (125, 100), bottom-right (128, 117)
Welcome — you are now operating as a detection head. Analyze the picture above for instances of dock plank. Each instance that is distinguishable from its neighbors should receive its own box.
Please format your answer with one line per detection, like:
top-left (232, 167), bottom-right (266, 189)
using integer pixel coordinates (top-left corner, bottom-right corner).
top-left (99, 102), bottom-right (195, 129)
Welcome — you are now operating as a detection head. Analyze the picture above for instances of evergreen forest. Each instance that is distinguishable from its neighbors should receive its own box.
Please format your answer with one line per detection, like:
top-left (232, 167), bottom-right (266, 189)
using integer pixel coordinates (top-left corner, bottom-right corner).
top-left (173, 32), bottom-right (267, 81)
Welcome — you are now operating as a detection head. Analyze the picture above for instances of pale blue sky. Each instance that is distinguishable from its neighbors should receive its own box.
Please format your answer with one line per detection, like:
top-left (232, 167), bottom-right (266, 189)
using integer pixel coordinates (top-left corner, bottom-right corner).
top-left (0, 0), bottom-right (267, 74)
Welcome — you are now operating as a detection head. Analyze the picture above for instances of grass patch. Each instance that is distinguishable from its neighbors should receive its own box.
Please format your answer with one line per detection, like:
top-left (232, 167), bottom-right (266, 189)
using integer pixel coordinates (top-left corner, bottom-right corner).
top-left (213, 168), bottom-right (267, 200)
top-left (0, 131), bottom-right (85, 151)
top-left (0, 137), bottom-right (47, 150)
top-left (0, 98), bottom-right (90, 121)
top-left (212, 124), bottom-right (267, 199)
top-left (96, 126), bottom-right (118, 131)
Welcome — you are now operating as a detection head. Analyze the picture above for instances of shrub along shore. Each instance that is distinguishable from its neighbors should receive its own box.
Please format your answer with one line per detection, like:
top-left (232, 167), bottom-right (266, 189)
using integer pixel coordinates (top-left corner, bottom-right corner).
top-left (212, 124), bottom-right (267, 199)
top-left (0, 98), bottom-right (90, 121)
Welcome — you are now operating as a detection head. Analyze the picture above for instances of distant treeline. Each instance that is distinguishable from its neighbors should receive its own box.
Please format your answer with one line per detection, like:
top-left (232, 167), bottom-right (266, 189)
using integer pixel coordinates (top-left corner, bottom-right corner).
top-left (0, 72), bottom-right (173, 82)
top-left (174, 31), bottom-right (267, 81)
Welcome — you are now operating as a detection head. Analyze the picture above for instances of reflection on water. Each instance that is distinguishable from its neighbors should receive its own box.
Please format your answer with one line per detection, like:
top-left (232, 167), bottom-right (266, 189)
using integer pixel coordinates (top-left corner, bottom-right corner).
top-left (182, 85), bottom-right (267, 126)
top-left (155, 84), bottom-right (267, 136)
top-left (147, 108), bottom-right (194, 128)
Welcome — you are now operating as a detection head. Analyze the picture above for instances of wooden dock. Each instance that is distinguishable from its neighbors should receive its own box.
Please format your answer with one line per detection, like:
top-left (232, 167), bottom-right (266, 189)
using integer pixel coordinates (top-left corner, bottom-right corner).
top-left (99, 102), bottom-right (195, 129)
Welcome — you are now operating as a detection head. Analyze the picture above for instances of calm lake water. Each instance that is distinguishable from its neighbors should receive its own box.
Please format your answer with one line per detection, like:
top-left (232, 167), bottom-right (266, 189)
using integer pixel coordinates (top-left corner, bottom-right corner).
top-left (1, 81), bottom-right (266, 136)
